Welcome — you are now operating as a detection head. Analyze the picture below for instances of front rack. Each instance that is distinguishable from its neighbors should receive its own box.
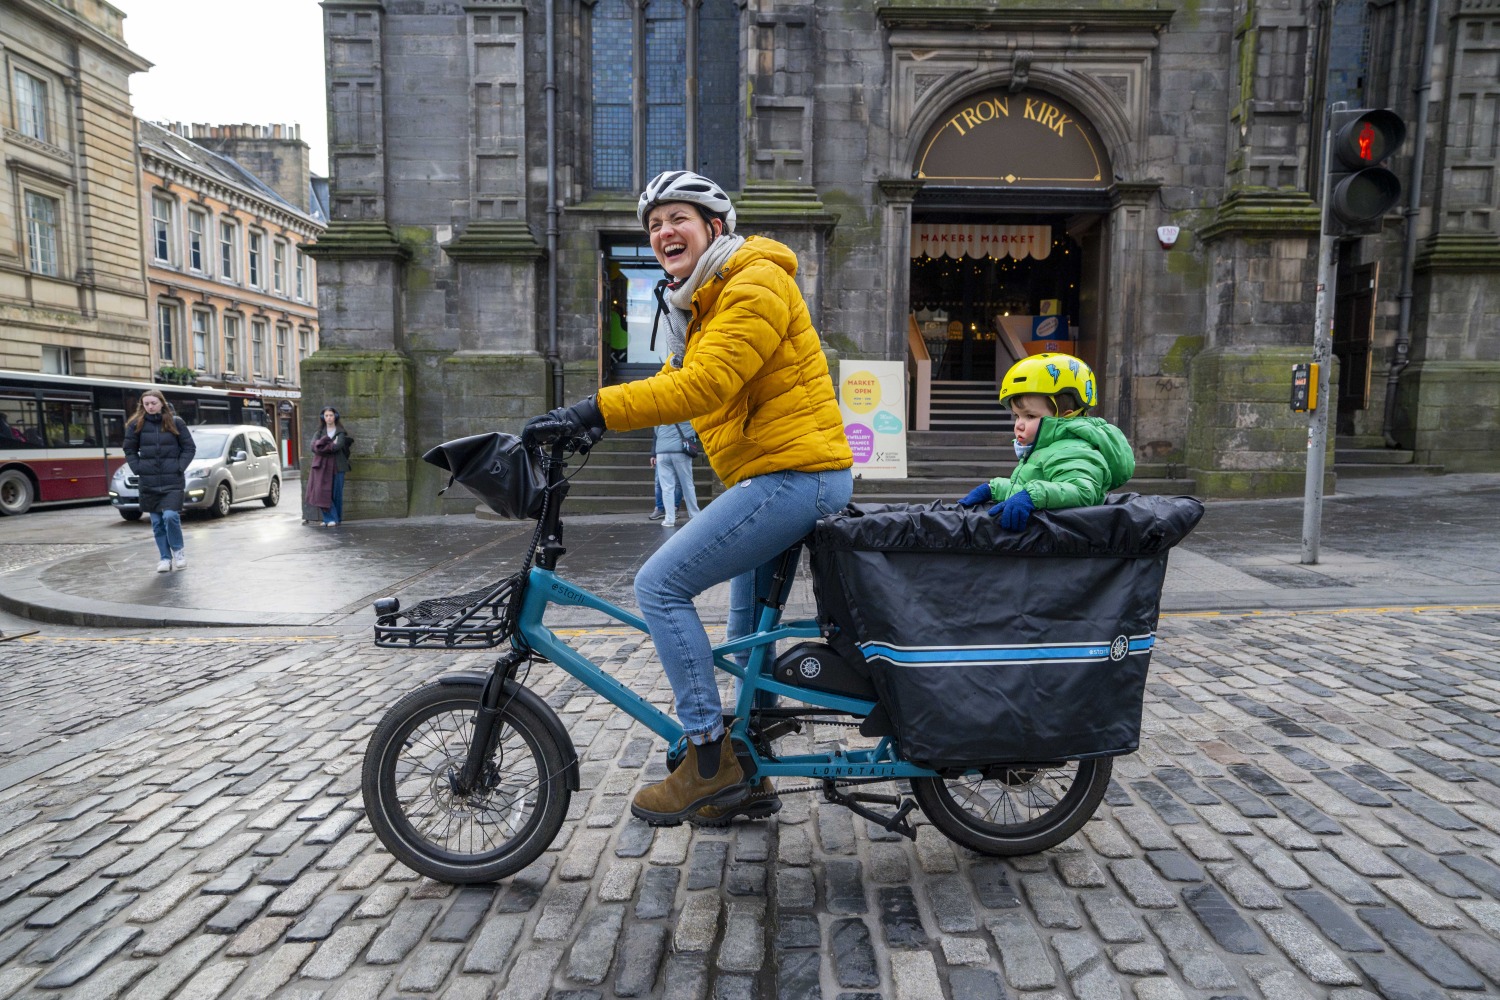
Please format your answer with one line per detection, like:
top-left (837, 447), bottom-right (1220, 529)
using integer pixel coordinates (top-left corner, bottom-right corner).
top-left (373, 572), bottom-right (525, 649)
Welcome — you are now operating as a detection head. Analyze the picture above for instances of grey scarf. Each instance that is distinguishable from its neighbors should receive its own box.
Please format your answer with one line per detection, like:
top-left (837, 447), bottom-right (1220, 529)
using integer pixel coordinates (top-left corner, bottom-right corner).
top-left (659, 233), bottom-right (746, 365)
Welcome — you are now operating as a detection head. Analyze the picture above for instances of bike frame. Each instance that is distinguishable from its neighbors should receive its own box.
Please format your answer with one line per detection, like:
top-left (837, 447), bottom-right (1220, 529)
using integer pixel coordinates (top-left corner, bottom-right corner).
top-left (512, 531), bottom-right (939, 782)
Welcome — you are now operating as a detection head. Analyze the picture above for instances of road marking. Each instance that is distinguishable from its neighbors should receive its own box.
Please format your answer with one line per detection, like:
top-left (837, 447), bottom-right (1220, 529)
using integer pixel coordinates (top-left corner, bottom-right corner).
top-left (1163, 603), bottom-right (1500, 619)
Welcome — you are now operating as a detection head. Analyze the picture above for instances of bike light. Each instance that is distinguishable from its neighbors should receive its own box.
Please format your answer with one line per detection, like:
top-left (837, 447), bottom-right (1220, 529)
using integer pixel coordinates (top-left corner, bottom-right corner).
top-left (373, 597), bottom-right (400, 617)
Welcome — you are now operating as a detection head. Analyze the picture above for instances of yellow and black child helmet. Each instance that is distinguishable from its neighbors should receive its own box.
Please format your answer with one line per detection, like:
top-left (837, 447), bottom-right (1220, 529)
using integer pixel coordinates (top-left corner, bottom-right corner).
top-left (998, 353), bottom-right (1097, 416)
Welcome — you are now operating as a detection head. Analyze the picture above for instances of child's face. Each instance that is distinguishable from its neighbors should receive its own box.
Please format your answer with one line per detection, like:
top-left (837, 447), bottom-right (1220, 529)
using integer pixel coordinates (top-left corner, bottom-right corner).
top-left (1010, 394), bottom-right (1056, 447)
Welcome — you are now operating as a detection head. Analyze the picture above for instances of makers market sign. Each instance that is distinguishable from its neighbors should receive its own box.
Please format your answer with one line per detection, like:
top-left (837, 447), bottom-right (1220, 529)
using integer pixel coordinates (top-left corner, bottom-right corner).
top-left (915, 89), bottom-right (1109, 188)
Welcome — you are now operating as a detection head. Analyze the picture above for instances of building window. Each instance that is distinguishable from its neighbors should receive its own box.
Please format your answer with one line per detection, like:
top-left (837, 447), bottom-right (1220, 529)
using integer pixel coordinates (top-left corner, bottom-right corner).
top-left (191, 311), bottom-right (212, 371)
top-left (251, 319), bottom-right (266, 376)
top-left (298, 328), bottom-right (312, 364)
top-left (40, 345), bottom-right (71, 375)
top-left (157, 303), bottom-right (178, 363)
top-left (24, 191), bottom-right (60, 276)
top-left (187, 209), bottom-right (207, 272)
top-left (295, 250), bottom-right (307, 299)
top-left (589, 0), bottom-right (739, 192)
top-left (14, 70), bottom-right (49, 143)
top-left (275, 325), bottom-right (289, 379)
top-left (223, 314), bottom-right (241, 374)
top-left (151, 195), bottom-right (175, 264)
top-left (219, 221), bottom-right (238, 280)
top-left (273, 240), bottom-right (286, 293)
top-left (248, 232), bottom-right (264, 287)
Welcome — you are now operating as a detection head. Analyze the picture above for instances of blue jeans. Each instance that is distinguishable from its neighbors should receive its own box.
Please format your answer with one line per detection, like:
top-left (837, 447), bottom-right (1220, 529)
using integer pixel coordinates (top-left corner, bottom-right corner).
top-left (635, 467), bottom-right (853, 743)
top-left (323, 472), bottom-right (344, 524)
top-left (655, 453), bottom-right (700, 523)
top-left (150, 509), bottom-right (184, 558)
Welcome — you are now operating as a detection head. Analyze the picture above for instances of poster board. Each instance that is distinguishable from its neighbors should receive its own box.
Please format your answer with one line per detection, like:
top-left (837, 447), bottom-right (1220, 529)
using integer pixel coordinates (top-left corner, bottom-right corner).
top-left (838, 360), bottom-right (907, 479)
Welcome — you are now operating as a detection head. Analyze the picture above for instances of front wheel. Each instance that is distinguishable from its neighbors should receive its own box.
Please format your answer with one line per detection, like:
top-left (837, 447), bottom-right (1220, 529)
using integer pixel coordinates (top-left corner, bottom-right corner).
top-left (911, 757), bottom-right (1113, 856)
top-left (210, 483), bottom-right (232, 518)
top-left (119, 509), bottom-right (142, 521)
top-left (0, 469), bottom-right (34, 516)
top-left (362, 680), bottom-right (570, 884)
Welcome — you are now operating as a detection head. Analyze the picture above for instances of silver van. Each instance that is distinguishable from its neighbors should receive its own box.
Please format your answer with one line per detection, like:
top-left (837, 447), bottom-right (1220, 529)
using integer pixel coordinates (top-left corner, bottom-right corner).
top-left (110, 424), bottom-right (282, 519)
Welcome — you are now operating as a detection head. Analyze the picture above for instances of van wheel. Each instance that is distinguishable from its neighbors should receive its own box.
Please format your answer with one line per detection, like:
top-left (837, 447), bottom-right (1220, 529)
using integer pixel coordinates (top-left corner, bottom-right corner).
top-left (119, 510), bottom-right (142, 521)
top-left (0, 469), bottom-right (34, 516)
top-left (263, 477), bottom-right (281, 507)
top-left (211, 484), bottom-right (232, 518)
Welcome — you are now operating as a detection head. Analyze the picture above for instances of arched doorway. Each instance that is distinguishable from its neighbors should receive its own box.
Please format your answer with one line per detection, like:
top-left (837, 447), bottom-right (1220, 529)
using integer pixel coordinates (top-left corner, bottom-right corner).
top-left (907, 88), bottom-right (1114, 392)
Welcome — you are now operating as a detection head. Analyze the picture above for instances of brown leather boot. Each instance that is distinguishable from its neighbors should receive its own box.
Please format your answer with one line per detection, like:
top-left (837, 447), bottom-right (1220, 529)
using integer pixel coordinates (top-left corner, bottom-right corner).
top-left (631, 738), bottom-right (748, 825)
top-left (690, 777), bottom-right (781, 826)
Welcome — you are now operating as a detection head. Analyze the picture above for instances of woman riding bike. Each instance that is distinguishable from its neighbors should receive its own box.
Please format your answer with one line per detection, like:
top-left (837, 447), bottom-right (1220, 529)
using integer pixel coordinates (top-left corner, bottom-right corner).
top-left (525, 170), bottom-right (853, 825)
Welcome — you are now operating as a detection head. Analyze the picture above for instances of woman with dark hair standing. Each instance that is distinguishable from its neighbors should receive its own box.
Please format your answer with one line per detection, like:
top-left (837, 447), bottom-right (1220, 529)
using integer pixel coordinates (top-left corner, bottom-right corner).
top-left (123, 388), bottom-right (196, 572)
top-left (307, 406), bottom-right (354, 526)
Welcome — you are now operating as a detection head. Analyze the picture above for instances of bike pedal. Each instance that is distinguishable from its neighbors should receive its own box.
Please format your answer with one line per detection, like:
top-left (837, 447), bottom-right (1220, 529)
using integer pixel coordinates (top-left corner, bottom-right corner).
top-left (754, 718), bottom-right (804, 743)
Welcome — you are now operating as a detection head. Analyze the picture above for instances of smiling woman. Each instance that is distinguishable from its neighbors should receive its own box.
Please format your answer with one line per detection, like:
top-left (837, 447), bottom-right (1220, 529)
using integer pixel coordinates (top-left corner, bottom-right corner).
top-left (113, 0), bottom-right (329, 174)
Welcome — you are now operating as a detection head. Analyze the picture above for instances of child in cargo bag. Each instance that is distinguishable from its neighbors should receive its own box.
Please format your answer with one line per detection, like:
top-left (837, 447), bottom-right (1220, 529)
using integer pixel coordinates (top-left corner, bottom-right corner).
top-left (957, 352), bottom-right (1135, 528)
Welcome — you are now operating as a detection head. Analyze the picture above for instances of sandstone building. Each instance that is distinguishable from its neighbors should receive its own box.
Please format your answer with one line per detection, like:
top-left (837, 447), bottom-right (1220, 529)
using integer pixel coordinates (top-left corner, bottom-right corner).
top-left (309, 0), bottom-right (1500, 517)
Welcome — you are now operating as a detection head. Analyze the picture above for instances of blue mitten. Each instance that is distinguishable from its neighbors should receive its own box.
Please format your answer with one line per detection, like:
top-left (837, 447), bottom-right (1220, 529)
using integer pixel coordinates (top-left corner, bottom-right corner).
top-left (958, 483), bottom-right (992, 508)
top-left (991, 490), bottom-right (1035, 531)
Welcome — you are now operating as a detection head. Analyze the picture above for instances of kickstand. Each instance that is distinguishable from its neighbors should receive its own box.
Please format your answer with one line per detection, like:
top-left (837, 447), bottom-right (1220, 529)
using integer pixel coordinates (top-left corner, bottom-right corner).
top-left (822, 781), bottom-right (918, 841)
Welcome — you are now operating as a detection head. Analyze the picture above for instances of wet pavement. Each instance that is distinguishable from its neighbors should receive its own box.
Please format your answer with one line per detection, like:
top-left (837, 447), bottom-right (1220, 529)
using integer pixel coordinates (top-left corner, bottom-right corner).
top-left (0, 473), bottom-right (1499, 1000)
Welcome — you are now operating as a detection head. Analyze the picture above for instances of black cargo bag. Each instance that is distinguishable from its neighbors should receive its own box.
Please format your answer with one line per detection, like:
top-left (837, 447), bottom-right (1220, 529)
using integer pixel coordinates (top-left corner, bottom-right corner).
top-left (809, 494), bottom-right (1204, 769)
top-left (423, 432), bottom-right (547, 520)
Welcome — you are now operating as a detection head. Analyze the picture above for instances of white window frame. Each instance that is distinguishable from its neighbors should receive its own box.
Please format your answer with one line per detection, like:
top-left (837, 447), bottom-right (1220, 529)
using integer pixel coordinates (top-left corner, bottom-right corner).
top-left (298, 327), bottom-right (312, 366)
top-left (151, 195), bottom-right (175, 265)
top-left (14, 69), bottom-right (49, 144)
top-left (187, 208), bottom-right (208, 273)
top-left (248, 231), bottom-right (264, 288)
top-left (40, 345), bottom-right (71, 375)
top-left (275, 324), bottom-right (289, 379)
top-left (272, 239), bottom-right (287, 294)
top-left (295, 249), bottom-right (307, 299)
top-left (251, 319), bottom-right (267, 377)
top-left (23, 190), bottom-right (61, 277)
top-left (191, 309), bottom-right (212, 372)
top-left (219, 220), bottom-right (239, 281)
top-left (157, 301), bottom-right (180, 364)
top-left (223, 313), bottom-right (241, 375)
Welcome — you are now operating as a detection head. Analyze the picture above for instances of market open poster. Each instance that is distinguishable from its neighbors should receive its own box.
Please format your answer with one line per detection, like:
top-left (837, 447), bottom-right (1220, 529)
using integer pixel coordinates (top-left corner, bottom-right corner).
top-left (838, 360), bottom-right (907, 479)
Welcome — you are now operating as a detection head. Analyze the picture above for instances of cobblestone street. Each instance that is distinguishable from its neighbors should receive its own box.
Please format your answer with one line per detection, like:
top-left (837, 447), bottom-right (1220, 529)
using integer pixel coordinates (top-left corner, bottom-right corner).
top-left (3, 603), bottom-right (1500, 999)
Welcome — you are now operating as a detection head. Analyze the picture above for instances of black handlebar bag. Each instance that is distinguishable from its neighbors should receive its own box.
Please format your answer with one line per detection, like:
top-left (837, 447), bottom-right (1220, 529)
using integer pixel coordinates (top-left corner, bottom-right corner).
top-left (809, 494), bottom-right (1204, 769)
top-left (423, 432), bottom-right (547, 519)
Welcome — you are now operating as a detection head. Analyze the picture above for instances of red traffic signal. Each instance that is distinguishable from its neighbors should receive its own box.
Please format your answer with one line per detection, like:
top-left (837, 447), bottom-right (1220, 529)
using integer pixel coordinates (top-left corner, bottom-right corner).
top-left (1325, 108), bottom-right (1406, 235)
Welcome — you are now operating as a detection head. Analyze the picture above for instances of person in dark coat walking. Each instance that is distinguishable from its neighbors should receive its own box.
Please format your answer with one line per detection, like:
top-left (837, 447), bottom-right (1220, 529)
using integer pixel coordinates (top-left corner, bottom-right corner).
top-left (306, 406), bottom-right (354, 526)
top-left (123, 389), bottom-right (196, 572)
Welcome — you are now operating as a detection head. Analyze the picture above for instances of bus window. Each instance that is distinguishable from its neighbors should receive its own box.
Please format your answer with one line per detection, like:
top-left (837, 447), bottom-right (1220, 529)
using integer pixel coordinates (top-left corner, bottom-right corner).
top-left (42, 397), bottom-right (98, 447)
top-left (198, 401), bottom-right (231, 424)
top-left (101, 410), bottom-right (127, 449)
top-left (1, 396), bottom-right (40, 448)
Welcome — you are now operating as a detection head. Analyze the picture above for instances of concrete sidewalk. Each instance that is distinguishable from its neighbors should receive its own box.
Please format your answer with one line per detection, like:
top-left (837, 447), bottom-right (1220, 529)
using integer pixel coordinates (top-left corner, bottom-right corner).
top-left (1, 473), bottom-right (1498, 630)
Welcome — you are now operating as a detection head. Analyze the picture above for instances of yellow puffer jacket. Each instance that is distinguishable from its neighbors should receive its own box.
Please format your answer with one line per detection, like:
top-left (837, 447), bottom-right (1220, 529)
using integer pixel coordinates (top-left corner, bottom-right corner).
top-left (597, 236), bottom-right (852, 487)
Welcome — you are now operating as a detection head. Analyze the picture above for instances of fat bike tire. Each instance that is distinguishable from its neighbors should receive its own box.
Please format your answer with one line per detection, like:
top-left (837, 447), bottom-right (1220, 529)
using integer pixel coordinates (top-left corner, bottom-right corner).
top-left (362, 680), bottom-right (570, 884)
top-left (910, 757), bottom-right (1113, 857)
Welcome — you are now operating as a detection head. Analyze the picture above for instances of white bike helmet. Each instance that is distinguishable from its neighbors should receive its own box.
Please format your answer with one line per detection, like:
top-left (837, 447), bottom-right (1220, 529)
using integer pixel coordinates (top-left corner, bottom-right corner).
top-left (637, 170), bottom-right (737, 234)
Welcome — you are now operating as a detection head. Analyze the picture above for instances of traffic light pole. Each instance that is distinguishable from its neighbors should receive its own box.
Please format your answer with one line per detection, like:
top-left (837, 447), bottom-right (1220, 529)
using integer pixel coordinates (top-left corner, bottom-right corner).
top-left (1301, 119), bottom-right (1338, 565)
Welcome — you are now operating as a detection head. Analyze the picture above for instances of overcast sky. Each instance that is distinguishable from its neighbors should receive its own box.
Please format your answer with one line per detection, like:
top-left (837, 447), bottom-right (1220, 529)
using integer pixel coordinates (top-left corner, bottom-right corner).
top-left (114, 0), bottom-right (329, 175)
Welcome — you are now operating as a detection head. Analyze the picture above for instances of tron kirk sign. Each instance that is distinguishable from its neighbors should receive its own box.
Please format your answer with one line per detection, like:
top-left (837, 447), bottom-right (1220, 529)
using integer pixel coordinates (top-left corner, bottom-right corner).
top-left (915, 89), bottom-right (1110, 188)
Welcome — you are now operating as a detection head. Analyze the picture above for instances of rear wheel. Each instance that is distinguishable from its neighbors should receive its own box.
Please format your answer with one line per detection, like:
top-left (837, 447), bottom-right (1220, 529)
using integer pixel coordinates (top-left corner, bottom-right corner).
top-left (211, 483), bottom-right (232, 518)
top-left (262, 477), bottom-right (281, 507)
top-left (0, 469), bottom-right (34, 516)
top-left (362, 680), bottom-right (570, 883)
top-left (911, 757), bottom-right (1113, 856)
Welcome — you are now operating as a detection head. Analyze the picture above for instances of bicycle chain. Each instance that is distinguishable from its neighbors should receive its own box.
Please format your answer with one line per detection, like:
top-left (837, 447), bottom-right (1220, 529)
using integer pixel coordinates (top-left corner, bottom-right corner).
top-left (745, 716), bottom-right (888, 801)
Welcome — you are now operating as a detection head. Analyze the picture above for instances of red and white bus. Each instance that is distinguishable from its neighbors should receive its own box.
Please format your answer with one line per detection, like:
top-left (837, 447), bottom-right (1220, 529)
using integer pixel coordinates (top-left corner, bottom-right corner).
top-left (0, 370), bottom-right (261, 516)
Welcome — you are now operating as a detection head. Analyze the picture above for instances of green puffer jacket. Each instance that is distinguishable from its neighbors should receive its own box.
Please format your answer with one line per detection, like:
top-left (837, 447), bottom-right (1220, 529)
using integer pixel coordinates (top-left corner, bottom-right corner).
top-left (986, 415), bottom-right (1135, 511)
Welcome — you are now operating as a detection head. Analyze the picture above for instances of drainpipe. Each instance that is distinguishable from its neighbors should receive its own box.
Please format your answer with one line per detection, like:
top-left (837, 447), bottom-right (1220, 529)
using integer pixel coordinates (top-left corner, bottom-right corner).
top-left (545, 0), bottom-right (563, 406)
top-left (1380, 0), bottom-right (1439, 447)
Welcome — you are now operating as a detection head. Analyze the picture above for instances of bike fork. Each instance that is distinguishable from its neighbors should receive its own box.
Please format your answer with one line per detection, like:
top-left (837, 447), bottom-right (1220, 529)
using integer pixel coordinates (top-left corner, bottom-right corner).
top-left (455, 649), bottom-right (529, 795)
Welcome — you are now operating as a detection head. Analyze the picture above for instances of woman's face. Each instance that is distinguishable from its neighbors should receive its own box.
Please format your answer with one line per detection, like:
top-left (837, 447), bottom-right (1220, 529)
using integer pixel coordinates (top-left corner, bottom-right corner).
top-left (141, 394), bottom-right (163, 415)
top-left (323, 409), bottom-right (337, 426)
top-left (647, 202), bottom-right (721, 280)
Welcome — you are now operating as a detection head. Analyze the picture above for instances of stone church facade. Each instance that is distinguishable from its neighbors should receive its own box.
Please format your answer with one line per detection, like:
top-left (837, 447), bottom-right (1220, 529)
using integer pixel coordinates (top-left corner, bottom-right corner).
top-left (308, 0), bottom-right (1500, 517)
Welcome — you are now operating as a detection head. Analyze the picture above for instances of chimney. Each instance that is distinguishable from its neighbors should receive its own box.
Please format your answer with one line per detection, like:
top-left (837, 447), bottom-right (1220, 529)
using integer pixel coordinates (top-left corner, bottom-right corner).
top-left (191, 123), bottom-right (311, 214)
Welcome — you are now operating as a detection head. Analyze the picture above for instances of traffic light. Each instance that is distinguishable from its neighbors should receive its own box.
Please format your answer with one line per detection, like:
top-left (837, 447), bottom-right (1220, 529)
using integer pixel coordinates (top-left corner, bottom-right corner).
top-left (1324, 108), bottom-right (1406, 236)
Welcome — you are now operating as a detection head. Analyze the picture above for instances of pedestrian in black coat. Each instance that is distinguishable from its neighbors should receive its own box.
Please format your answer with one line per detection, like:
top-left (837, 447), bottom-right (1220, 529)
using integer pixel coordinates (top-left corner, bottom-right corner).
top-left (123, 389), bottom-right (196, 572)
